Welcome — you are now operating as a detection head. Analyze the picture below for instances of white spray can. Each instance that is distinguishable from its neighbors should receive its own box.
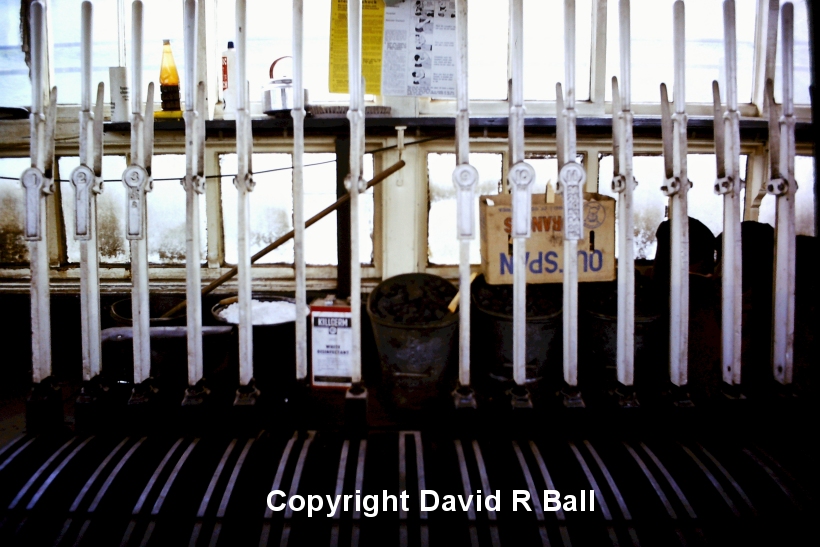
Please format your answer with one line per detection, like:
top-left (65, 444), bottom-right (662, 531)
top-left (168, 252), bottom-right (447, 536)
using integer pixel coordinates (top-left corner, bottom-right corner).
top-left (221, 41), bottom-right (237, 120)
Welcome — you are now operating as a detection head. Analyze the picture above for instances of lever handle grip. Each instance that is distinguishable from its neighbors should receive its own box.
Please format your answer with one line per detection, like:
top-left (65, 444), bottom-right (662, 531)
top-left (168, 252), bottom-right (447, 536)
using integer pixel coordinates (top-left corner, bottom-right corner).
top-left (21, 167), bottom-right (45, 240)
top-left (453, 163), bottom-right (478, 239)
top-left (123, 165), bottom-right (149, 239)
top-left (70, 164), bottom-right (95, 239)
top-left (509, 161), bottom-right (536, 238)
top-left (559, 162), bottom-right (586, 241)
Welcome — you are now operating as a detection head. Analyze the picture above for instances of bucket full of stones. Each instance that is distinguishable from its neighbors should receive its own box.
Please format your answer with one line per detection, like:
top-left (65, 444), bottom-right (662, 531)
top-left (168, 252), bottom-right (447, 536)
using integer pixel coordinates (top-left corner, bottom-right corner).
top-left (367, 273), bottom-right (458, 412)
top-left (211, 295), bottom-right (309, 392)
top-left (580, 273), bottom-right (662, 393)
top-left (471, 274), bottom-right (563, 389)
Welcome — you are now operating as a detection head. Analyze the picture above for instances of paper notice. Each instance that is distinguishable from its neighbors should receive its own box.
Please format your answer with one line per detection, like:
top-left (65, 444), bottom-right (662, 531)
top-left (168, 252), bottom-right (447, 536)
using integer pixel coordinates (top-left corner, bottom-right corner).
top-left (381, 0), bottom-right (457, 98)
top-left (329, 0), bottom-right (385, 95)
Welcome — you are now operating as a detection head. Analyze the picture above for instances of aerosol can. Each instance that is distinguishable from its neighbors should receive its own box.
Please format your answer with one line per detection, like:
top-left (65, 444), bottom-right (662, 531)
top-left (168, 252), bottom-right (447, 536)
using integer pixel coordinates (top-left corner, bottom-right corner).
top-left (221, 41), bottom-right (237, 120)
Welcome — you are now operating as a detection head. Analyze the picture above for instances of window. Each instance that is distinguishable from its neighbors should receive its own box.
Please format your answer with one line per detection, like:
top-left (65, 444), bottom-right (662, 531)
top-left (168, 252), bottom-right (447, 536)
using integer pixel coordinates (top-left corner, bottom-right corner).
top-left (758, 155), bottom-right (815, 236)
top-left (427, 152), bottom-right (503, 265)
top-left (59, 154), bottom-right (207, 264)
top-left (524, 0), bottom-right (592, 101)
top-left (59, 155), bottom-right (129, 264)
top-left (220, 152), bottom-right (374, 266)
top-left (146, 155), bottom-right (208, 263)
top-left (216, 0), bottom-right (355, 104)
top-left (0, 157), bottom-right (30, 264)
top-left (773, 0), bottom-right (812, 105)
top-left (51, 0), bottom-right (121, 106)
top-left (469, 0), bottom-right (509, 100)
top-left (526, 152), bottom-right (585, 195)
top-left (0, 0), bottom-right (31, 108)
top-left (606, 0), bottom-right (757, 104)
top-left (598, 153), bottom-right (750, 259)
top-left (46, 0), bottom-right (186, 107)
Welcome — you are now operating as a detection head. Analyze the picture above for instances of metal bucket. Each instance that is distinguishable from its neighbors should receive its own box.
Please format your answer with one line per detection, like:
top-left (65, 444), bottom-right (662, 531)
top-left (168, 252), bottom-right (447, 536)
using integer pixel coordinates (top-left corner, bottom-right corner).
top-left (211, 295), bottom-right (305, 391)
top-left (367, 273), bottom-right (458, 411)
top-left (109, 294), bottom-right (186, 326)
top-left (580, 279), bottom-right (663, 391)
top-left (471, 275), bottom-right (562, 385)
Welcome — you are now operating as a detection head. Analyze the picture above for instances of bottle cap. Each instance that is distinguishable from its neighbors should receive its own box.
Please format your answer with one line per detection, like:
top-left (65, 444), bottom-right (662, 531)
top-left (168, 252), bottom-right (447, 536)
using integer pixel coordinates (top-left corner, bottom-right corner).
top-left (163, 39), bottom-right (170, 45)
top-left (228, 41), bottom-right (234, 49)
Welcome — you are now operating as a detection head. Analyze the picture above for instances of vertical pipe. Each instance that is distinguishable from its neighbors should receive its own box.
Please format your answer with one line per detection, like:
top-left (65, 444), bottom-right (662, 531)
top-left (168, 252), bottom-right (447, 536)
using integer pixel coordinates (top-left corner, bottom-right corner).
top-left (31, 2), bottom-right (44, 117)
top-left (131, 1), bottom-right (143, 117)
top-left (773, 3), bottom-right (795, 384)
top-left (347, 0), bottom-right (364, 385)
top-left (118, 0), bottom-right (127, 67)
top-left (184, 0), bottom-right (196, 109)
top-left (236, 0), bottom-right (247, 111)
top-left (183, 0), bottom-right (203, 386)
top-left (293, 0), bottom-right (308, 380)
top-left (669, 0), bottom-right (689, 387)
top-left (619, 0), bottom-right (631, 111)
top-left (235, 0), bottom-right (254, 386)
top-left (81, 2), bottom-right (92, 112)
top-left (616, 0), bottom-right (635, 387)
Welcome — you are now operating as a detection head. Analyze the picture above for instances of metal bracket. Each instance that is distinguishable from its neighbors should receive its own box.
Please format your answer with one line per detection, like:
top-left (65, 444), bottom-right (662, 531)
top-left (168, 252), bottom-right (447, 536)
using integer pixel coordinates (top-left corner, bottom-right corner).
top-left (715, 175), bottom-right (734, 195)
top-left (70, 164), bottom-right (96, 239)
top-left (123, 164), bottom-right (151, 239)
top-left (396, 125), bottom-right (406, 161)
top-left (453, 163), bottom-right (479, 239)
top-left (182, 175), bottom-right (206, 194)
top-left (233, 172), bottom-right (255, 193)
top-left (343, 173), bottom-right (366, 194)
top-left (766, 176), bottom-right (788, 196)
top-left (557, 161), bottom-right (586, 241)
top-left (661, 176), bottom-right (684, 196)
top-left (611, 173), bottom-right (626, 193)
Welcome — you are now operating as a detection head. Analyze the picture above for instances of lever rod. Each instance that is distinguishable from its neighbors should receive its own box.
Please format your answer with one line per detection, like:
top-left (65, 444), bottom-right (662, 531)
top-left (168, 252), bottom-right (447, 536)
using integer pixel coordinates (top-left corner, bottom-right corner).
top-left (346, 0), bottom-right (366, 387)
top-left (509, 0), bottom-right (536, 389)
top-left (122, 0), bottom-right (155, 386)
top-left (558, 0), bottom-right (585, 392)
top-left (770, 3), bottom-right (796, 385)
top-left (453, 0), bottom-right (478, 394)
top-left (714, 0), bottom-right (743, 387)
top-left (71, 1), bottom-right (104, 383)
top-left (235, 0), bottom-right (255, 387)
top-left (183, 0), bottom-right (205, 387)
top-left (293, 0), bottom-right (308, 380)
top-left (23, 1), bottom-right (55, 384)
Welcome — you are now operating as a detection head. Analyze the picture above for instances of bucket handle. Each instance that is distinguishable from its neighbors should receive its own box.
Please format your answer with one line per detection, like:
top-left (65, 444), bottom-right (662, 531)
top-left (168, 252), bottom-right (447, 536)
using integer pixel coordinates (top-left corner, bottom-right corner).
top-left (269, 56), bottom-right (292, 79)
top-left (392, 370), bottom-right (432, 379)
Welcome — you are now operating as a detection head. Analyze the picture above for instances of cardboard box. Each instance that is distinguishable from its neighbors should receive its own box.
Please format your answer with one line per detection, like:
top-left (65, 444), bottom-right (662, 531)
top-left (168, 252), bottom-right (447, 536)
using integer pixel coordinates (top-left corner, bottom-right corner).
top-left (479, 193), bottom-right (616, 285)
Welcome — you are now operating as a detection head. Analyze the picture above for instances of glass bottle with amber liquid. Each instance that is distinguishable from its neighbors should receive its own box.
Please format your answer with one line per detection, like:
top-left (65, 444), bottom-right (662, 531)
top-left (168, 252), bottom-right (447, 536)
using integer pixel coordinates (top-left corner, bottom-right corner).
top-left (159, 39), bottom-right (181, 111)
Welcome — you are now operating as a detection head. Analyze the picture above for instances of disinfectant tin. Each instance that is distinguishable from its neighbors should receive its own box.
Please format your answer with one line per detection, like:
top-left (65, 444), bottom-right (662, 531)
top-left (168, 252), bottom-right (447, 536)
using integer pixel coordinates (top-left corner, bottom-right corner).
top-left (310, 295), bottom-right (353, 387)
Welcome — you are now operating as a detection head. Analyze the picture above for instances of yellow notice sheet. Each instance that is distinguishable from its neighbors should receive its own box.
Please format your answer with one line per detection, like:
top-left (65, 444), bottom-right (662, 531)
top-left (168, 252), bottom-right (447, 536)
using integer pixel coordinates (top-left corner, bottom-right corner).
top-left (329, 0), bottom-right (385, 95)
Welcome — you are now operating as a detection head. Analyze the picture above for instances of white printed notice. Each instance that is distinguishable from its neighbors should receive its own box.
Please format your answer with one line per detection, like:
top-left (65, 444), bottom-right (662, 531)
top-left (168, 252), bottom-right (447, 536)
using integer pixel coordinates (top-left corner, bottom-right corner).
top-left (311, 311), bottom-right (353, 386)
top-left (381, 0), bottom-right (457, 98)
